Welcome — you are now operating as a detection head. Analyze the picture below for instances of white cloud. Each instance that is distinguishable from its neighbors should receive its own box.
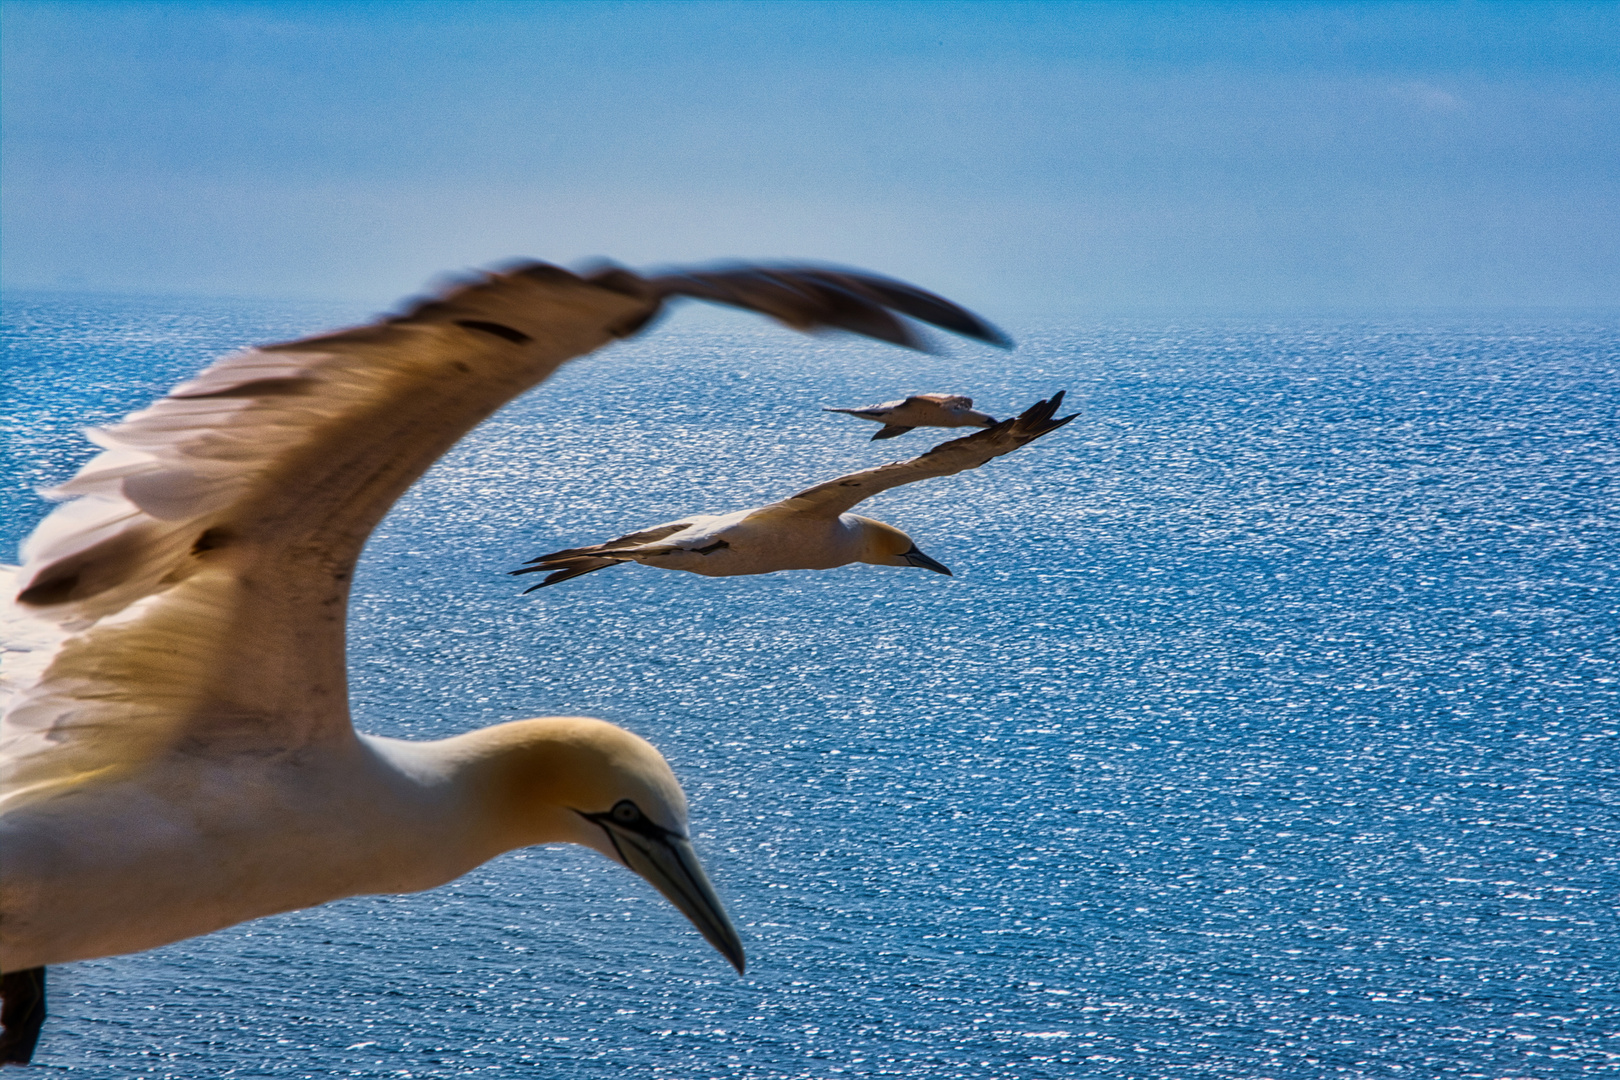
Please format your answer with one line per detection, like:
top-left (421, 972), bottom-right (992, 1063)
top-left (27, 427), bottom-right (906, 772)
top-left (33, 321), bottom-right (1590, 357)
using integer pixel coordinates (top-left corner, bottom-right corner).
top-left (1388, 81), bottom-right (1466, 114)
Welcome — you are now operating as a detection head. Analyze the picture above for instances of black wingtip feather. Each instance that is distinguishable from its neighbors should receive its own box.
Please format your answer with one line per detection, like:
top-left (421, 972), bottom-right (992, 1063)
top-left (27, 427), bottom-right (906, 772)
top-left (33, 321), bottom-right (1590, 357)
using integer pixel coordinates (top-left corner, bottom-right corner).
top-left (815, 271), bottom-right (1015, 349)
top-left (645, 263), bottom-right (1007, 352)
top-left (969, 390), bottom-right (1075, 445)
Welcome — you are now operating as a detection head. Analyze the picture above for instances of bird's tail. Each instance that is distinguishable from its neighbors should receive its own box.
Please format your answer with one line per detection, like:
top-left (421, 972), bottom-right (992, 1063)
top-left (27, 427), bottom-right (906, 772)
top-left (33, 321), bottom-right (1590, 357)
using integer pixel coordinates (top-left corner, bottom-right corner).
top-left (510, 556), bottom-right (621, 592)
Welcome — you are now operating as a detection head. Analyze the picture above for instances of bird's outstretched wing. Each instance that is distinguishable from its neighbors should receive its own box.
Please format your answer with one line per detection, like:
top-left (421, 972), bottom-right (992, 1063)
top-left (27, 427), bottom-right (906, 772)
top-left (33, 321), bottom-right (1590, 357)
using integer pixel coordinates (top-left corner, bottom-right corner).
top-left (3, 260), bottom-right (1004, 806)
top-left (769, 392), bottom-right (1077, 519)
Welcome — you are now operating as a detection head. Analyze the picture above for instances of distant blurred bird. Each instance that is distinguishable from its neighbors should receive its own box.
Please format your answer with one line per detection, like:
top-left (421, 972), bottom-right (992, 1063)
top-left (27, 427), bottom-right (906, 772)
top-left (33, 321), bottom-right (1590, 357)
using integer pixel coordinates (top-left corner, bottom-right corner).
top-left (824, 393), bottom-right (999, 439)
top-left (514, 392), bottom-right (1075, 590)
top-left (0, 258), bottom-right (1009, 1063)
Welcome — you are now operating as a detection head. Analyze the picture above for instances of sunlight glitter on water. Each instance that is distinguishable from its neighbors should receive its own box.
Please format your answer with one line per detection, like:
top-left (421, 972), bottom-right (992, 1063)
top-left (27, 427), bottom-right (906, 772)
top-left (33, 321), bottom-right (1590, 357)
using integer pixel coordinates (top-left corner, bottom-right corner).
top-left (2, 294), bottom-right (1616, 1078)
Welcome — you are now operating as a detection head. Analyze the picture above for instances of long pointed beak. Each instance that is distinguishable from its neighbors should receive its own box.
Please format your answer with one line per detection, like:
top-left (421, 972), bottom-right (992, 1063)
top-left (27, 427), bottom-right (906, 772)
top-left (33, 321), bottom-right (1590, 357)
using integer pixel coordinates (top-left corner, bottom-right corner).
top-left (901, 545), bottom-right (953, 576)
top-left (605, 824), bottom-right (746, 973)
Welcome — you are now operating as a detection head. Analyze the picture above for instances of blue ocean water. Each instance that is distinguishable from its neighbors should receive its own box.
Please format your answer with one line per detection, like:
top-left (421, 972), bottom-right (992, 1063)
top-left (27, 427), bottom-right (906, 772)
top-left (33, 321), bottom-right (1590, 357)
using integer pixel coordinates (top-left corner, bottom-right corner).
top-left (2, 292), bottom-right (1617, 1079)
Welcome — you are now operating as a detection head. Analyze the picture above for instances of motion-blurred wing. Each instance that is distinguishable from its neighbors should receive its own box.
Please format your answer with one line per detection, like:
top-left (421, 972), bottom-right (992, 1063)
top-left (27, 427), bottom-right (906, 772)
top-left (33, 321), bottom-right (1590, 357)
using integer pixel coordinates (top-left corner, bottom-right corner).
top-left (632, 265), bottom-right (1013, 351)
top-left (1, 265), bottom-right (662, 805)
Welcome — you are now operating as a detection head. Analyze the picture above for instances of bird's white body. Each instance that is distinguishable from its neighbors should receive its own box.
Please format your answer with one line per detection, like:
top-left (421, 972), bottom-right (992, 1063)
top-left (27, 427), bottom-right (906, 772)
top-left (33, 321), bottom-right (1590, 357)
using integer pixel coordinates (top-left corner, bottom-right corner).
top-left (0, 734), bottom-right (476, 969)
top-left (617, 510), bottom-right (886, 577)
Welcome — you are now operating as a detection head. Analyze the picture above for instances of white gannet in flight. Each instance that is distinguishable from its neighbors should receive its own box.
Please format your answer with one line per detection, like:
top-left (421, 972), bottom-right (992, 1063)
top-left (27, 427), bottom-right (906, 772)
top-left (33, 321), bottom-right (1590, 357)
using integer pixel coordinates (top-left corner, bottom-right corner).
top-left (0, 260), bottom-right (1008, 1064)
top-left (823, 392), bottom-right (999, 439)
top-left (512, 392), bottom-right (1074, 590)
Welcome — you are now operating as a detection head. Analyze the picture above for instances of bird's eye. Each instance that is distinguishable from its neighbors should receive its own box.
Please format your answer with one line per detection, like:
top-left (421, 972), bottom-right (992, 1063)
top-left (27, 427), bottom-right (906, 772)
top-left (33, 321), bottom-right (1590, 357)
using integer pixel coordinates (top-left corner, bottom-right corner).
top-left (612, 800), bottom-right (641, 824)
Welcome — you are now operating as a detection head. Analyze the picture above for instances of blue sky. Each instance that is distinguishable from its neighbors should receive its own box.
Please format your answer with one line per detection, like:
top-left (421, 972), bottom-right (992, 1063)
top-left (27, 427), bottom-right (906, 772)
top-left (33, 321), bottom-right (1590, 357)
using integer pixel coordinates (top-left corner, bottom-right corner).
top-left (3, 1), bottom-right (1616, 316)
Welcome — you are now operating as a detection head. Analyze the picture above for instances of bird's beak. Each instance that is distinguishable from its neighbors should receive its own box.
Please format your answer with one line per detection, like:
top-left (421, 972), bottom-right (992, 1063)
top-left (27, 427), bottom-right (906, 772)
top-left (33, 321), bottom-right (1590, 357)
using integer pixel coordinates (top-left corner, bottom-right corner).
top-left (902, 545), bottom-right (953, 576)
top-left (601, 821), bottom-right (746, 973)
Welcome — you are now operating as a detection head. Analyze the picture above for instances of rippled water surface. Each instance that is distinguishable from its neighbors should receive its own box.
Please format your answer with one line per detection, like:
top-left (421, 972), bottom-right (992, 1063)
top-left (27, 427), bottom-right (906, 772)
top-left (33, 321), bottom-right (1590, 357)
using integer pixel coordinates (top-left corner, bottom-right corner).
top-left (3, 293), bottom-right (1617, 1078)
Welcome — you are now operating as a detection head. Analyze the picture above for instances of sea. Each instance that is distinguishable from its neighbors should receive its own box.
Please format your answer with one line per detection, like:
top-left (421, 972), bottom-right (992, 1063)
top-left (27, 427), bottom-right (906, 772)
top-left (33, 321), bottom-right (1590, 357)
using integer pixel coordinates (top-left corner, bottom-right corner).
top-left (2, 292), bottom-right (1616, 1079)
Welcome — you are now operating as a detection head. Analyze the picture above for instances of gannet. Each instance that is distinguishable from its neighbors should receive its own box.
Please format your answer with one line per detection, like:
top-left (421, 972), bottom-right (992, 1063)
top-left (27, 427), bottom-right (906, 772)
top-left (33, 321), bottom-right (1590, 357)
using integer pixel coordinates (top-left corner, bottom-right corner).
top-left (512, 392), bottom-right (1074, 589)
top-left (0, 260), bottom-right (1007, 1063)
top-left (823, 393), bottom-right (999, 439)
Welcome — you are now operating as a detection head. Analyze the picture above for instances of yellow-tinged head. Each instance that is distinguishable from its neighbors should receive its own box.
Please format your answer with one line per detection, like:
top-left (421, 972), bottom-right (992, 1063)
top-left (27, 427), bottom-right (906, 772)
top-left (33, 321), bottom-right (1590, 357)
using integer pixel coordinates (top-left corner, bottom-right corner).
top-left (853, 516), bottom-right (953, 576)
top-left (448, 715), bottom-right (744, 972)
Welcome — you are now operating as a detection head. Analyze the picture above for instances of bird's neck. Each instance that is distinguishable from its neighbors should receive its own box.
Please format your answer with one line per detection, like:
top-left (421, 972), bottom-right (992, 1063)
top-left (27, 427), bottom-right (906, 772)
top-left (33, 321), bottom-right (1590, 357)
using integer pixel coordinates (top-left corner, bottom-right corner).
top-left (378, 717), bottom-right (620, 866)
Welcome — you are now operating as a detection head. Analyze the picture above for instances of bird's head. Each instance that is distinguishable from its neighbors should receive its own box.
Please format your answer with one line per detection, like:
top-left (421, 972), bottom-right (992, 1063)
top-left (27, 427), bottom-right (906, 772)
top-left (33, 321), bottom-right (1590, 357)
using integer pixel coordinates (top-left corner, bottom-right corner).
top-left (940, 395), bottom-right (998, 427)
top-left (453, 716), bottom-right (744, 972)
top-left (854, 517), bottom-right (953, 577)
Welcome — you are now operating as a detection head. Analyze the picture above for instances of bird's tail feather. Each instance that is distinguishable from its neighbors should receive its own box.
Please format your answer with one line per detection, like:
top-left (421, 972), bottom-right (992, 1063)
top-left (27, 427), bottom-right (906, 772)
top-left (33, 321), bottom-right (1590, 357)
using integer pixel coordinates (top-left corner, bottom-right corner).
top-left (513, 556), bottom-right (620, 592)
top-left (521, 544), bottom-right (607, 563)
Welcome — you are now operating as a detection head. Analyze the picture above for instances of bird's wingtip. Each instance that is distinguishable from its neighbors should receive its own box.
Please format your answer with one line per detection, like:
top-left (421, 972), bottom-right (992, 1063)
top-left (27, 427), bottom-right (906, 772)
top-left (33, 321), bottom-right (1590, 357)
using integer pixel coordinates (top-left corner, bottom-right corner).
top-left (979, 325), bottom-right (1016, 350)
